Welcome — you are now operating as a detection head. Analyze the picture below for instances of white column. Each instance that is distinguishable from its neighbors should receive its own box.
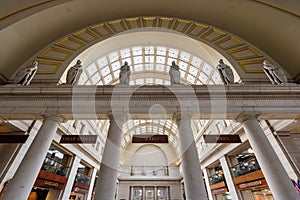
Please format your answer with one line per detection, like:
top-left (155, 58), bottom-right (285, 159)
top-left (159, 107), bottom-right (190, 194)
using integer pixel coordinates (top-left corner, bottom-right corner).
top-left (130, 186), bottom-right (134, 200)
top-left (237, 114), bottom-right (300, 200)
top-left (61, 156), bottom-right (81, 200)
top-left (219, 156), bottom-right (241, 200)
top-left (166, 186), bottom-right (169, 200)
top-left (175, 114), bottom-right (207, 200)
top-left (86, 167), bottom-right (97, 200)
top-left (94, 114), bottom-right (126, 200)
top-left (202, 168), bottom-right (214, 200)
top-left (2, 115), bottom-right (61, 200)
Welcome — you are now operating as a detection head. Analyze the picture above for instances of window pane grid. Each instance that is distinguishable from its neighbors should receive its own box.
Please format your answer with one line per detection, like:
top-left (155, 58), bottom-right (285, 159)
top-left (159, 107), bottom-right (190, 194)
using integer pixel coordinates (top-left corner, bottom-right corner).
top-left (78, 45), bottom-right (237, 87)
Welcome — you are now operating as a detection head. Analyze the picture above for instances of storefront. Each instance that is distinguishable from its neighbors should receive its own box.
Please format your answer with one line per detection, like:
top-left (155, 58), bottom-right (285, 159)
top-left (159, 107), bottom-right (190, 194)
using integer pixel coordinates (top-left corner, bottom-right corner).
top-left (229, 148), bottom-right (274, 200)
top-left (70, 162), bottom-right (92, 200)
top-left (207, 164), bottom-right (231, 200)
top-left (28, 144), bottom-right (72, 200)
top-left (238, 179), bottom-right (273, 200)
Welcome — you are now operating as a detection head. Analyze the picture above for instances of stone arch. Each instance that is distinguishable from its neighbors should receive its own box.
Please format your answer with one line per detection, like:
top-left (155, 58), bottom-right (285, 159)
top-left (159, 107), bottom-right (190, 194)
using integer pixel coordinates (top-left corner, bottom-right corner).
top-left (21, 16), bottom-right (279, 84)
top-left (131, 144), bottom-right (168, 166)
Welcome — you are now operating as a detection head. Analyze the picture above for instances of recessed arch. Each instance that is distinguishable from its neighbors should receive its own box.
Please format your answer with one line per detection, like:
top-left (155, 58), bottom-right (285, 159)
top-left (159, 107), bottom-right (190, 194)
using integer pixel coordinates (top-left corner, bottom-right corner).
top-left (121, 119), bottom-right (178, 150)
top-left (131, 144), bottom-right (169, 167)
top-left (64, 37), bottom-right (237, 86)
top-left (20, 16), bottom-right (282, 84)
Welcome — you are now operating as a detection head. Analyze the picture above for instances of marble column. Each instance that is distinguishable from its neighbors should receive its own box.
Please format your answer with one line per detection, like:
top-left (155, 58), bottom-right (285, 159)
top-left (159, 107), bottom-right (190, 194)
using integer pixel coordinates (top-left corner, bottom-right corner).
top-left (94, 114), bottom-right (126, 200)
top-left (175, 114), bottom-right (207, 200)
top-left (202, 168), bottom-right (214, 200)
top-left (86, 167), bottom-right (97, 200)
top-left (166, 186), bottom-right (169, 200)
top-left (142, 186), bottom-right (145, 200)
top-left (2, 115), bottom-right (61, 200)
top-left (237, 114), bottom-right (300, 200)
top-left (61, 156), bottom-right (81, 200)
top-left (219, 156), bottom-right (241, 200)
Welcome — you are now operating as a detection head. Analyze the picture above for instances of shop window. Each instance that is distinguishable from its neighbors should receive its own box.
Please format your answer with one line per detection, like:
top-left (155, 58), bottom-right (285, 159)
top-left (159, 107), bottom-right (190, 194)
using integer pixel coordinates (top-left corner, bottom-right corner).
top-left (41, 145), bottom-right (71, 177)
top-left (76, 163), bottom-right (92, 185)
top-left (145, 187), bottom-right (154, 199)
top-left (133, 187), bottom-right (142, 200)
top-left (157, 187), bottom-right (167, 200)
top-left (231, 155), bottom-right (261, 177)
top-left (209, 167), bottom-right (225, 185)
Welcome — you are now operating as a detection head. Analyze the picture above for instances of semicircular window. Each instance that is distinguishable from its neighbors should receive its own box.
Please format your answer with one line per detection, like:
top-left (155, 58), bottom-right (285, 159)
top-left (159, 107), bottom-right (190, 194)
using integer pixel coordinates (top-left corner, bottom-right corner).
top-left (78, 45), bottom-right (223, 86)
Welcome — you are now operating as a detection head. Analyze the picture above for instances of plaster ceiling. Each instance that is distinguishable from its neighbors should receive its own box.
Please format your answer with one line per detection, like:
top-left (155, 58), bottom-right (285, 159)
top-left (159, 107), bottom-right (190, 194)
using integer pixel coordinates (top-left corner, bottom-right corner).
top-left (0, 0), bottom-right (300, 81)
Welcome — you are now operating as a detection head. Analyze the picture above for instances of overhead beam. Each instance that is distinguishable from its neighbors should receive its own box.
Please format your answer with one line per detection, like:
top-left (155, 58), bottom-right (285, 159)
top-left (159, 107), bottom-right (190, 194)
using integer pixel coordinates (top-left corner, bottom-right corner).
top-left (0, 84), bottom-right (299, 120)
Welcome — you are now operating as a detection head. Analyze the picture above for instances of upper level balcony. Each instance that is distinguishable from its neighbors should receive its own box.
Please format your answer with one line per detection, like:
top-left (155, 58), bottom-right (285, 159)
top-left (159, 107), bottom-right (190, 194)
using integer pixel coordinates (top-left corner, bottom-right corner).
top-left (118, 166), bottom-right (180, 180)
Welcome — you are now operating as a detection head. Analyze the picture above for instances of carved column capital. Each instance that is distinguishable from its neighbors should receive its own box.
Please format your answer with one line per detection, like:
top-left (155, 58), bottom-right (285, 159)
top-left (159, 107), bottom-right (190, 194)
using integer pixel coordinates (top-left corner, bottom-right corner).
top-left (41, 113), bottom-right (65, 123)
top-left (107, 113), bottom-right (127, 124)
top-left (172, 112), bottom-right (193, 124)
top-left (234, 113), bottom-right (259, 123)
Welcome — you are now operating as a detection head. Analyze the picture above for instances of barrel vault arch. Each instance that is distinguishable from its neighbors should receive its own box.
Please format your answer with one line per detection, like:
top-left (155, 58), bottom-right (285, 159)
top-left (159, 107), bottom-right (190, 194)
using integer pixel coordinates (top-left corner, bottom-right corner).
top-left (21, 16), bottom-right (281, 84)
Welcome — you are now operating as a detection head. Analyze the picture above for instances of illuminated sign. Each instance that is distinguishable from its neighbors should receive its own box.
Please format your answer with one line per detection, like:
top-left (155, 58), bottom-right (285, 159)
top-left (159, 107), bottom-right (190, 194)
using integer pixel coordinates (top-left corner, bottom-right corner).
top-left (44, 181), bottom-right (59, 187)
top-left (239, 180), bottom-right (262, 189)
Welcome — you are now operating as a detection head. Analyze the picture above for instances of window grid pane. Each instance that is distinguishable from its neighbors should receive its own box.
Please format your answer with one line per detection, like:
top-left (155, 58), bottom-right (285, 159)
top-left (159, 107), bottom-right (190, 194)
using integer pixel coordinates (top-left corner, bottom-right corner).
top-left (78, 45), bottom-right (236, 88)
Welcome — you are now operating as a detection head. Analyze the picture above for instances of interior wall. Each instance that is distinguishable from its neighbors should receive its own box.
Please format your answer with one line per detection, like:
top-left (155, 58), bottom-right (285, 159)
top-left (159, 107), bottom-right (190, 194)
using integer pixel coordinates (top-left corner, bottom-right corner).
top-left (132, 145), bottom-right (167, 166)
top-left (278, 136), bottom-right (300, 173)
top-left (0, 144), bottom-right (19, 182)
top-left (121, 143), bottom-right (178, 166)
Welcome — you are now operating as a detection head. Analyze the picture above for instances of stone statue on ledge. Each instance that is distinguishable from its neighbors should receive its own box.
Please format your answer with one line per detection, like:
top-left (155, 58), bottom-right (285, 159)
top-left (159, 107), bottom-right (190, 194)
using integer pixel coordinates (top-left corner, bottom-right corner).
top-left (263, 60), bottom-right (287, 85)
top-left (169, 61), bottom-right (180, 84)
top-left (217, 59), bottom-right (234, 85)
top-left (66, 60), bottom-right (83, 85)
top-left (13, 60), bottom-right (38, 85)
top-left (119, 61), bottom-right (131, 85)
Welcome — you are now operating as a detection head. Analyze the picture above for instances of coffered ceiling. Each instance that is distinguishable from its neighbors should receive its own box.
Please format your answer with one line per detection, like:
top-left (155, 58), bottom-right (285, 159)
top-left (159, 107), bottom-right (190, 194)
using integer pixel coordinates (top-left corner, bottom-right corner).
top-left (1, 0), bottom-right (300, 81)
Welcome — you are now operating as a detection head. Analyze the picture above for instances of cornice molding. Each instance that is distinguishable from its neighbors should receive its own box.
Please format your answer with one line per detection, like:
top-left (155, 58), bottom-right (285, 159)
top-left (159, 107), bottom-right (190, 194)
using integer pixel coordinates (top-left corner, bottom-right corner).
top-left (0, 85), bottom-right (299, 120)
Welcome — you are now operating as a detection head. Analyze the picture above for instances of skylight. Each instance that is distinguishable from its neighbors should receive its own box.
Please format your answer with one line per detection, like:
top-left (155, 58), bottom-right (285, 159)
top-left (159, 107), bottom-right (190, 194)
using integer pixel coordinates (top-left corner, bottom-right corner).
top-left (78, 45), bottom-right (223, 86)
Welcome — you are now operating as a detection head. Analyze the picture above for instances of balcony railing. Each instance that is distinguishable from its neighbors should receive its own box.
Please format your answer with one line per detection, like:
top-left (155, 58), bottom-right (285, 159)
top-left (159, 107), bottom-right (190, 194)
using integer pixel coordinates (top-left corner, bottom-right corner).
top-left (209, 173), bottom-right (225, 185)
top-left (130, 166), bottom-right (169, 176)
top-left (118, 166), bottom-right (180, 179)
top-left (41, 157), bottom-right (70, 177)
top-left (231, 158), bottom-right (261, 178)
top-left (76, 172), bottom-right (91, 185)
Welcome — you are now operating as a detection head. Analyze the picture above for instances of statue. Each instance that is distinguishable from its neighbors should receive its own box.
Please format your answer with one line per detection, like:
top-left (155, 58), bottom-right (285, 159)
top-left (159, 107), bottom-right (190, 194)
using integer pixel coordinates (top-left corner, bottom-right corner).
top-left (119, 61), bottom-right (131, 84)
top-left (217, 59), bottom-right (234, 85)
top-left (169, 61), bottom-right (180, 84)
top-left (66, 60), bottom-right (83, 85)
top-left (13, 60), bottom-right (38, 85)
top-left (262, 60), bottom-right (287, 85)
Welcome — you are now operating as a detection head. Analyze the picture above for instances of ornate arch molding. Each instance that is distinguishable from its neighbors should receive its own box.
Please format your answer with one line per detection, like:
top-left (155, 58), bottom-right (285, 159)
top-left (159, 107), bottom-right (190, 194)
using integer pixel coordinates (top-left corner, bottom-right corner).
top-left (27, 16), bottom-right (274, 83)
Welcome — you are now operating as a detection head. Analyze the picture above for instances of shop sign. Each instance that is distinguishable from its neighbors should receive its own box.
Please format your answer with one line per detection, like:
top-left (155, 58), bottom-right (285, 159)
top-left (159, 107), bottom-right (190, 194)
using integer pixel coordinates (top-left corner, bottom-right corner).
top-left (60, 135), bottom-right (98, 144)
top-left (0, 135), bottom-right (29, 143)
top-left (34, 178), bottom-right (64, 190)
top-left (44, 180), bottom-right (59, 187)
top-left (132, 135), bottom-right (168, 143)
top-left (203, 135), bottom-right (241, 143)
top-left (239, 180), bottom-right (262, 189)
top-left (74, 187), bottom-right (89, 194)
top-left (212, 187), bottom-right (227, 195)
